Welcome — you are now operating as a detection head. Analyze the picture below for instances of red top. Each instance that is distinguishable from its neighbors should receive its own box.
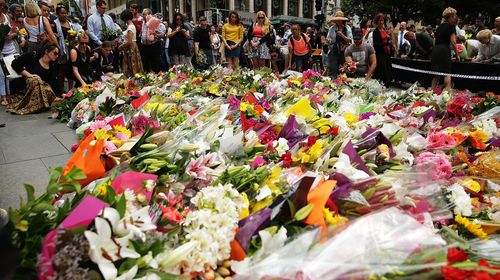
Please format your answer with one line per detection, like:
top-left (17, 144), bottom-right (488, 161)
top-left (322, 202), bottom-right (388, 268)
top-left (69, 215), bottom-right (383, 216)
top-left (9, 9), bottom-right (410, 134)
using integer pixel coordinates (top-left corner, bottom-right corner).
top-left (252, 24), bottom-right (264, 37)
top-left (132, 15), bottom-right (143, 34)
top-left (379, 28), bottom-right (391, 54)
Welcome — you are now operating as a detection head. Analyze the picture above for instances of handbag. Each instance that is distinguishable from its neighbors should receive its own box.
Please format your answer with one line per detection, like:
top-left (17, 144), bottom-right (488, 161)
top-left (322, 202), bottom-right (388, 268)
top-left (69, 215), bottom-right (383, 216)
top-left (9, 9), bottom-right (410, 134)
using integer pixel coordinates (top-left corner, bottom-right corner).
top-left (0, 54), bottom-right (22, 80)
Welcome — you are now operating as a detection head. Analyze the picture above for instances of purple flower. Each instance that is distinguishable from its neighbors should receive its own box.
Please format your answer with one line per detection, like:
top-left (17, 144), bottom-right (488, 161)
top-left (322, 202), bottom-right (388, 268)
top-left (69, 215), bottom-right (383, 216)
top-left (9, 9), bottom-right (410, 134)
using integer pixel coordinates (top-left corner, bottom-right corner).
top-left (227, 95), bottom-right (240, 110)
top-left (359, 112), bottom-right (376, 121)
top-left (130, 115), bottom-right (160, 136)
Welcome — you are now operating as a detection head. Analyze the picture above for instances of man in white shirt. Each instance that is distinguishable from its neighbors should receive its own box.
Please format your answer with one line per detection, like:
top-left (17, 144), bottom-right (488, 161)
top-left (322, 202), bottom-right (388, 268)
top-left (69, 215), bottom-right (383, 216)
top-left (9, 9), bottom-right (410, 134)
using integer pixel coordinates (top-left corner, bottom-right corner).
top-left (396, 22), bottom-right (408, 57)
top-left (87, 0), bottom-right (118, 47)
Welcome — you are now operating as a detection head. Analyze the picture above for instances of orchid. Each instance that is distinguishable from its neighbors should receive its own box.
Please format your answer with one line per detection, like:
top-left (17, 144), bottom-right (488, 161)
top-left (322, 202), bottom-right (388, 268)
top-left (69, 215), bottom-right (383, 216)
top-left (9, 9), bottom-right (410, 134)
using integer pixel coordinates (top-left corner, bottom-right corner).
top-left (333, 153), bottom-right (370, 181)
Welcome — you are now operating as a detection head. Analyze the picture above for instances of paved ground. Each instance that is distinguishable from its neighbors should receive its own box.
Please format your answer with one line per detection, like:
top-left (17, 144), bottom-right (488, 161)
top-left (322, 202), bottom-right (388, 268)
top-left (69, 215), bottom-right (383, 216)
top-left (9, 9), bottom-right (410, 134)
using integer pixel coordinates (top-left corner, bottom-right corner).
top-left (0, 109), bottom-right (78, 210)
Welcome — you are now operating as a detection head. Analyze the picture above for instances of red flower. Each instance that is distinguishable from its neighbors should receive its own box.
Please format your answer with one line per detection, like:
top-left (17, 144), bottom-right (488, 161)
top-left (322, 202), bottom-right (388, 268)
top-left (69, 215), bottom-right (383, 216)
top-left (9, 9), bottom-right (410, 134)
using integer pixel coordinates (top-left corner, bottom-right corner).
top-left (470, 136), bottom-right (487, 150)
top-left (161, 206), bottom-right (183, 224)
top-left (442, 265), bottom-right (467, 280)
top-left (326, 127), bottom-right (339, 137)
top-left (307, 136), bottom-right (318, 147)
top-left (447, 248), bottom-right (468, 263)
top-left (281, 153), bottom-right (292, 167)
top-left (434, 87), bottom-right (443, 95)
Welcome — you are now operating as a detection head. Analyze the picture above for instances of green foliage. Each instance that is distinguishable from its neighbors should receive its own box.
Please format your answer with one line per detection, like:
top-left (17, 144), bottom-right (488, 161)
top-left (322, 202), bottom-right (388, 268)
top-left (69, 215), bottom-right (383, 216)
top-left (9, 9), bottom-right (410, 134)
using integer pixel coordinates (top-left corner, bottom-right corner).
top-left (4, 167), bottom-right (88, 278)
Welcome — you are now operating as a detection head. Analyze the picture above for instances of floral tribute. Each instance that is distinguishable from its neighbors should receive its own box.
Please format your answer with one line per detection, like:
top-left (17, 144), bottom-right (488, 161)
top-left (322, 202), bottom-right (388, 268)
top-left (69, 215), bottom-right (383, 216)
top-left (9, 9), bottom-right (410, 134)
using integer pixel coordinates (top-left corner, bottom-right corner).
top-left (4, 66), bottom-right (500, 279)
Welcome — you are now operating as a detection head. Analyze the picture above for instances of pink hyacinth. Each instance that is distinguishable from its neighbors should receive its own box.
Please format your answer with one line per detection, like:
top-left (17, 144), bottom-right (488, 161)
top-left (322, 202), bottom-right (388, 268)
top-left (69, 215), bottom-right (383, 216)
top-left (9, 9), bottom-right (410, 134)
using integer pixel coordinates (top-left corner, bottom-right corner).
top-left (416, 152), bottom-right (453, 180)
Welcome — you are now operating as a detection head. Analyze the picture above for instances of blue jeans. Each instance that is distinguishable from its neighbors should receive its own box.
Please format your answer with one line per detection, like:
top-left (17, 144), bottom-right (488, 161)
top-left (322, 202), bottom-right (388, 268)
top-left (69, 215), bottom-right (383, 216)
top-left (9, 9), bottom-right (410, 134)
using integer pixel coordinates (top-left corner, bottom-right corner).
top-left (0, 54), bottom-right (11, 97)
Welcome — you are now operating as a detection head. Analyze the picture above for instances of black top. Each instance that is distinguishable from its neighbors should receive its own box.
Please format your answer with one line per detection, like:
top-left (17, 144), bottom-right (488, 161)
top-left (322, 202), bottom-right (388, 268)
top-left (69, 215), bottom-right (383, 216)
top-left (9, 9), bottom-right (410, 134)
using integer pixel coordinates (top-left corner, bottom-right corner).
top-left (435, 22), bottom-right (455, 46)
top-left (11, 52), bottom-right (59, 93)
top-left (193, 26), bottom-right (211, 51)
top-left (61, 25), bottom-right (70, 38)
top-left (169, 24), bottom-right (189, 56)
top-left (70, 46), bottom-right (92, 81)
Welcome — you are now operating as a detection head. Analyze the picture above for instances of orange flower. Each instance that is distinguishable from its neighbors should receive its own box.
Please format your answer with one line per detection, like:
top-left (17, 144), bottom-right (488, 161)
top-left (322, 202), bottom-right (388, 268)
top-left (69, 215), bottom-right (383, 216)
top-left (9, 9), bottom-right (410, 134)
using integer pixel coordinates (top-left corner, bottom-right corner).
top-left (470, 136), bottom-right (487, 150)
top-left (457, 152), bottom-right (472, 166)
top-left (254, 105), bottom-right (264, 116)
top-left (451, 132), bottom-right (467, 145)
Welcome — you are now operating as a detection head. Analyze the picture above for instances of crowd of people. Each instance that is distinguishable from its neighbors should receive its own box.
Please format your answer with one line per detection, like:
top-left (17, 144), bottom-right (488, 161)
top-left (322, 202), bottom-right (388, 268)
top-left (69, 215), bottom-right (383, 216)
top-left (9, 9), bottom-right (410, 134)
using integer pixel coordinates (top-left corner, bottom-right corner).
top-left (0, 0), bottom-right (498, 115)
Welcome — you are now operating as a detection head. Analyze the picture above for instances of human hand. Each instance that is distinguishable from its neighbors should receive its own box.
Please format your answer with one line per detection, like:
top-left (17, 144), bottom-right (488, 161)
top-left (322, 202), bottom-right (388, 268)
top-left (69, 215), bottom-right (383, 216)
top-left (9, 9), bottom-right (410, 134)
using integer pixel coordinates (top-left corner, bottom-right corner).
top-left (28, 74), bottom-right (41, 79)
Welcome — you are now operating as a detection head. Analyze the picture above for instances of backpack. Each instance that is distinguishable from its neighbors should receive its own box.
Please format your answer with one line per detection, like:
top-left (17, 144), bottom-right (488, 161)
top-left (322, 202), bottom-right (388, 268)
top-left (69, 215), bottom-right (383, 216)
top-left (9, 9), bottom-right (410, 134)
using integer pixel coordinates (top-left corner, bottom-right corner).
top-left (289, 33), bottom-right (311, 54)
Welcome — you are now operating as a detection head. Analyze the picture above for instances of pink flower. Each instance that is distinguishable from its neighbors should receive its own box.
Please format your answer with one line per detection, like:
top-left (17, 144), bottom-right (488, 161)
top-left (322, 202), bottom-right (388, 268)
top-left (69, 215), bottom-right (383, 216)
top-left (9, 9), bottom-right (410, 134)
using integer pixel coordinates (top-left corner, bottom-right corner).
top-left (130, 115), bottom-right (160, 136)
top-left (227, 95), bottom-right (241, 110)
top-left (89, 120), bottom-right (112, 132)
top-left (61, 91), bottom-right (73, 99)
top-left (253, 156), bottom-right (267, 168)
top-left (186, 156), bottom-right (212, 181)
top-left (103, 141), bottom-right (117, 154)
top-left (416, 152), bottom-right (453, 180)
top-left (115, 132), bottom-right (130, 141)
top-left (427, 132), bottom-right (456, 149)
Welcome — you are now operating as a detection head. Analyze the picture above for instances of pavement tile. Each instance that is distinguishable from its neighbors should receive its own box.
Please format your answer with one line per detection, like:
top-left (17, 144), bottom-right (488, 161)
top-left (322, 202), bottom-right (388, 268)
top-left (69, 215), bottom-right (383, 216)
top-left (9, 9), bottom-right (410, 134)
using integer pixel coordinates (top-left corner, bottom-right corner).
top-left (0, 119), bottom-right (71, 138)
top-left (0, 133), bottom-right (68, 163)
top-left (0, 109), bottom-right (38, 124)
top-left (41, 153), bottom-right (71, 171)
top-left (52, 131), bottom-right (79, 152)
top-left (0, 159), bottom-right (50, 210)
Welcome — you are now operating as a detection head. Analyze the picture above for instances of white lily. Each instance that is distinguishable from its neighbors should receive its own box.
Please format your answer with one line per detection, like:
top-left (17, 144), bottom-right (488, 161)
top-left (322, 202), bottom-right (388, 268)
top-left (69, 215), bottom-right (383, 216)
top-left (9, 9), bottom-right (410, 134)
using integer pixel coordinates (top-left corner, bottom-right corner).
top-left (116, 206), bottom-right (157, 242)
top-left (84, 217), bottom-right (140, 280)
top-left (116, 265), bottom-right (138, 280)
top-left (333, 153), bottom-right (370, 181)
top-left (156, 241), bottom-right (197, 268)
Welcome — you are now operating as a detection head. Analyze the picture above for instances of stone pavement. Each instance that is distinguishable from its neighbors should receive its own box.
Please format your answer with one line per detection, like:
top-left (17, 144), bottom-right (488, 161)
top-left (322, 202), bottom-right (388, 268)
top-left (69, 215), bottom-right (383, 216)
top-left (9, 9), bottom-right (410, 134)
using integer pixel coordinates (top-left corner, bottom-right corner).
top-left (0, 110), bottom-right (78, 211)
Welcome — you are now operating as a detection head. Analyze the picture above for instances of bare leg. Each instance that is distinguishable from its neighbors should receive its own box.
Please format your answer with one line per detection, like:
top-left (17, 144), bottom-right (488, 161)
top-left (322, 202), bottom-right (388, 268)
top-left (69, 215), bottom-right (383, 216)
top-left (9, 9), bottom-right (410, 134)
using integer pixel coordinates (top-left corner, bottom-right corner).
top-left (431, 76), bottom-right (440, 90)
top-left (443, 75), bottom-right (452, 89)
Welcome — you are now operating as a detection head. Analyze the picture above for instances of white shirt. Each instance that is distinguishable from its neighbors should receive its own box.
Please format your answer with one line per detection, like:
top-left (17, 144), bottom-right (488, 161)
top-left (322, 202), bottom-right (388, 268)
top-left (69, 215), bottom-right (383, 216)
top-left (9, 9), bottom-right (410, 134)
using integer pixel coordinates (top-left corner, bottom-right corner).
top-left (397, 29), bottom-right (408, 49)
top-left (123, 24), bottom-right (137, 42)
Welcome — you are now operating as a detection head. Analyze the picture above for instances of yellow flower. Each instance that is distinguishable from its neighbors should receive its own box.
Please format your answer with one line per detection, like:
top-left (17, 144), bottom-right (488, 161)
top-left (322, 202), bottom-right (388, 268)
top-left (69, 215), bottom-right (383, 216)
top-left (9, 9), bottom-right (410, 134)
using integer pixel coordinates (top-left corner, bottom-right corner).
top-left (323, 208), bottom-right (348, 225)
top-left (377, 144), bottom-right (390, 161)
top-left (286, 97), bottom-right (316, 120)
top-left (460, 177), bottom-right (481, 193)
top-left (470, 197), bottom-right (479, 206)
top-left (455, 215), bottom-right (488, 239)
top-left (94, 128), bottom-right (111, 140)
top-left (290, 79), bottom-right (301, 87)
top-left (293, 140), bottom-right (324, 163)
top-left (68, 29), bottom-right (77, 36)
top-left (240, 193), bottom-right (250, 219)
top-left (470, 130), bottom-right (489, 142)
top-left (208, 84), bottom-right (220, 96)
top-left (240, 101), bottom-right (251, 112)
top-left (19, 28), bottom-right (28, 36)
top-left (344, 113), bottom-right (359, 126)
top-left (173, 91), bottom-right (183, 99)
top-left (134, 73), bottom-right (143, 79)
top-left (312, 117), bottom-right (334, 134)
top-left (113, 125), bottom-right (132, 137)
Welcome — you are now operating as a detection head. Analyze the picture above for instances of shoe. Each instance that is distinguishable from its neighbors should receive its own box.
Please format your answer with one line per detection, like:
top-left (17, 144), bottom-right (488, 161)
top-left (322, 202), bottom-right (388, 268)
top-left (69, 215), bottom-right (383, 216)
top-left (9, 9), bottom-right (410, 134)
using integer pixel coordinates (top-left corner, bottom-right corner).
top-left (0, 208), bottom-right (8, 229)
top-left (0, 100), bottom-right (7, 106)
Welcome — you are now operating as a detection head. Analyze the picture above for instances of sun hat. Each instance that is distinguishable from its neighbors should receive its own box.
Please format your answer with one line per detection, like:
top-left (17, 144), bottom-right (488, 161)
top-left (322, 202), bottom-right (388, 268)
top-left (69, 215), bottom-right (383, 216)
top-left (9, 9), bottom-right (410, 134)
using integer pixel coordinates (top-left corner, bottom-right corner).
top-left (330, 10), bottom-right (348, 22)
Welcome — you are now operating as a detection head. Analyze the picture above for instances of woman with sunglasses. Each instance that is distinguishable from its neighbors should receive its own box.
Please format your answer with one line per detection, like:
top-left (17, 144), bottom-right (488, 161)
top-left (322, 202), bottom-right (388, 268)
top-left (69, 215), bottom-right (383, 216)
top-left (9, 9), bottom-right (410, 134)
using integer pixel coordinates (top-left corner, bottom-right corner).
top-left (247, 11), bottom-right (273, 69)
top-left (167, 13), bottom-right (190, 66)
top-left (222, 11), bottom-right (244, 69)
top-left (6, 41), bottom-right (59, 114)
top-left (69, 31), bottom-right (97, 87)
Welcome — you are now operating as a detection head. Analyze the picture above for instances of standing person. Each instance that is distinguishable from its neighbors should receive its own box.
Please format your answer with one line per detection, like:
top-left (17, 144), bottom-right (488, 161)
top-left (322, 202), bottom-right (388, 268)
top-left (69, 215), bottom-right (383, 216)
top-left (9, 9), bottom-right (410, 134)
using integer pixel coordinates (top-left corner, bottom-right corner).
top-left (23, 0), bottom-right (57, 53)
top-left (130, 4), bottom-right (143, 40)
top-left (396, 22), bottom-right (408, 57)
top-left (118, 9), bottom-right (143, 77)
top-left (285, 24), bottom-right (311, 72)
top-left (167, 13), bottom-right (190, 66)
top-left (222, 11), bottom-right (244, 69)
top-left (140, 9), bottom-right (164, 73)
top-left (473, 16), bottom-right (486, 38)
top-left (54, 4), bottom-right (74, 93)
top-left (109, 13), bottom-right (122, 32)
top-left (0, 0), bottom-right (19, 106)
top-left (326, 10), bottom-right (352, 78)
top-left (71, 17), bottom-right (82, 31)
top-left (86, 0), bottom-right (117, 48)
top-left (344, 29), bottom-right (376, 80)
top-left (210, 24), bottom-right (221, 65)
top-left (431, 7), bottom-right (459, 90)
top-left (247, 10), bottom-right (273, 69)
top-left (7, 41), bottom-right (59, 114)
top-left (183, 16), bottom-right (195, 68)
top-left (492, 17), bottom-right (500, 35)
top-left (69, 31), bottom-right (96, 87)
top-left (38, 1), bottom-right (57, 34)
top-left (193, 16), bottom-right (213, 69)
top-left (372, 13), bottom-right (393, 86)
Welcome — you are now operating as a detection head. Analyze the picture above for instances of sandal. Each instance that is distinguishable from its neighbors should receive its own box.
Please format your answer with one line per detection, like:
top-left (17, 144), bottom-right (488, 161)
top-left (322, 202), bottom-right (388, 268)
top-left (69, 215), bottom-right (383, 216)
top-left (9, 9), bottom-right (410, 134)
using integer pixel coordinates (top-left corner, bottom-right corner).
top-left (0, 100), bottom-right (7, 106)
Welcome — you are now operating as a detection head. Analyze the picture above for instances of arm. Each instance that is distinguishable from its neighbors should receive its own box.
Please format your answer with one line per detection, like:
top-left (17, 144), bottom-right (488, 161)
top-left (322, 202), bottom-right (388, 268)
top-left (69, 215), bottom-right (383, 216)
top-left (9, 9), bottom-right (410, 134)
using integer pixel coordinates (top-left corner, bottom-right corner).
top-left (70, 49), bottom-right (86, 86)
top-left (167, 26), bottom-right (177, 39)
top-left (450, 33), bottom-right (459, 60)
top-left (366, 53), bottom-right (377, 80)
top-left (221, 25), bottom-right (230, 48)
top-left (87, 17), bottom-right (102, 45)
top-left (12, 53), bottom-right (38, 77)
top-left (236, 25), bottom-right (244, 45)
top-left (286, 45), bottom-right (292, 71)
top-left (43, 17), bottom-right (58, 44)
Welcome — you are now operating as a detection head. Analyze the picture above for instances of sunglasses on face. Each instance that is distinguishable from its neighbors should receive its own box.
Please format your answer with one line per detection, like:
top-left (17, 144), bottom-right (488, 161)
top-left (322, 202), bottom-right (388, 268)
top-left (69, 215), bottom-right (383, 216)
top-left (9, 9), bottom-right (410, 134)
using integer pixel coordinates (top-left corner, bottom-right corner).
top-left (257, 17), bottom-right (264, 19)
top-left (79, 42), bottom-right (88, 45)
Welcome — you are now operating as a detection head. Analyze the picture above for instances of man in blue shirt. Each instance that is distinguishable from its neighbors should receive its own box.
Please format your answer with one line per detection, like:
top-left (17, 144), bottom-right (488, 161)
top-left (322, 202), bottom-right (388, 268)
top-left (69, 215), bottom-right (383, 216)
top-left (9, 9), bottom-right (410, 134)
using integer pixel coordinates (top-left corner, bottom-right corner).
top-left (87, 0), bottom-right (118, 47)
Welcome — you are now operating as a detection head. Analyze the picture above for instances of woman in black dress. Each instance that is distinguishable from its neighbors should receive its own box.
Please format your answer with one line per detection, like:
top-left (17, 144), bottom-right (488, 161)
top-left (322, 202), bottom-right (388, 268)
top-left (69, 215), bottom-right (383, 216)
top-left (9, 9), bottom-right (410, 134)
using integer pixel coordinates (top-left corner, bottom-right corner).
top-left (431, 7), bottom-right (459, 90)
top-left (167, 13), bottom-right (190, 66)
top-left (7, 41), bottom-right (60, 115)
top-left (69, 31), bottom-right (97, 87)
top-left (372, 13), bottom-right (393, 86)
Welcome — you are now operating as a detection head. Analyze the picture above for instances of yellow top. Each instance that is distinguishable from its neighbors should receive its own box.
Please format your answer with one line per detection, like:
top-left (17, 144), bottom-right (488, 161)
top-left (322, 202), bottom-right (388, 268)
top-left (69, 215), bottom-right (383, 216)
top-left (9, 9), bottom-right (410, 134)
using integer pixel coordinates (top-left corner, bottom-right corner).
top-left (222, 23), bottom-right (244, 43)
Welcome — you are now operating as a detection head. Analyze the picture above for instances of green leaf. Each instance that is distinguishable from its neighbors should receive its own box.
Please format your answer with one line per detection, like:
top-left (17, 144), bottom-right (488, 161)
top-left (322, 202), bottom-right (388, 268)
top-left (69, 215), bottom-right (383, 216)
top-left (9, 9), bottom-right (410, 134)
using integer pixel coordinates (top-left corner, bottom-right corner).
top-left (65, 167), bottom-right (87, 181)
top-left (116, 195), bottom-right (126, 218)
top-left (294, 203), bottom-right (314, 221)
top-left (24, 184), bottom-right (35, 203)
top-left (149, 240), bottom-right (165, 257)
top-left (31, 202), bottom-right (56, 213)
top-left (287, 199), bottom-right (296, 218)
top-left (118, 259), bottom-right (138, 275)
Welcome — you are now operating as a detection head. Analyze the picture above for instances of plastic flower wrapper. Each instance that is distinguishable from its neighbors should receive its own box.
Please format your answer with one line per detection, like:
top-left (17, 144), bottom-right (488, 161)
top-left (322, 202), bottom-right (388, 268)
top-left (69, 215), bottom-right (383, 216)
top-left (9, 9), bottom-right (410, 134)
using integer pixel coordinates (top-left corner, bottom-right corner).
top-left (234, 207), bottom-right (447, 279)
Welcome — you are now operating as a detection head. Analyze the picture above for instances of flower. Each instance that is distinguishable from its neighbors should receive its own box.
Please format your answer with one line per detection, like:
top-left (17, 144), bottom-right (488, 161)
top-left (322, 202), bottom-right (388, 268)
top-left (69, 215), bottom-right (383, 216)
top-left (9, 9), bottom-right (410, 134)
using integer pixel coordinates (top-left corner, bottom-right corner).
top-left (272, 138), bottom-right (290, 156)
top-left (470, 130), bottom-right (489, 142)
top-left (343, 113), bottom-right (359, 126)
top-left (84, 217), bottom-right (140, 280)
top-left (427, 132), bottom-right (456, 149)
top-left (416, 152), bottom-right (453, 180)
top-left (447, 248), bottom-right (468, 263)
top-left (455, 215), bottom-right (488, 239)
top-left (459, 177), bottom-right (481, 193)
top-left (333, 153), bottom-right (370, 181)
top-left (447, 184), bottom-right (472, 216)
top-left (90, 120), bottom-right (112, 132)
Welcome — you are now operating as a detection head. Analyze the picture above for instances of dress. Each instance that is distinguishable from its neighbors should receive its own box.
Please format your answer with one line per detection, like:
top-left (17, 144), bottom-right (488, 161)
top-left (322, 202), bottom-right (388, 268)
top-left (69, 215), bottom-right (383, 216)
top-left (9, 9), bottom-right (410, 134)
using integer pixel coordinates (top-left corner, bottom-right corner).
top-left (372, 28), bottom-right (392, 86)
top-left (247, 24), bottom-right (271, 60)
top-left (120, 24), bottom-right (143, 77)
top-left (431, 22), bottom-right (455, 74)
top-left (222, 23), bottom-right (243, 58)
top-left (7, 52), bottom-right (56, 115)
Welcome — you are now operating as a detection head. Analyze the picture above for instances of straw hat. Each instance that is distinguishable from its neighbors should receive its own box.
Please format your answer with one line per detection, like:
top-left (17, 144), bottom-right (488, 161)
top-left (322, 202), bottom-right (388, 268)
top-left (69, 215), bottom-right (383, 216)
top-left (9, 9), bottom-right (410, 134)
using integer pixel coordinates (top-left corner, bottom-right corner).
top-left (331, 10), bottom-right (348, 21)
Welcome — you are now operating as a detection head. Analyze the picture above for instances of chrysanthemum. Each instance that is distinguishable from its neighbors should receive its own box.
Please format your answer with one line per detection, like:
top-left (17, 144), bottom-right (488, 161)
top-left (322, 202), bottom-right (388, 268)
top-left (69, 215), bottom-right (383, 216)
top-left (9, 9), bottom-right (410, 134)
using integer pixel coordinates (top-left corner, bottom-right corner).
top-left (455, 215), bottom-right (488, 240)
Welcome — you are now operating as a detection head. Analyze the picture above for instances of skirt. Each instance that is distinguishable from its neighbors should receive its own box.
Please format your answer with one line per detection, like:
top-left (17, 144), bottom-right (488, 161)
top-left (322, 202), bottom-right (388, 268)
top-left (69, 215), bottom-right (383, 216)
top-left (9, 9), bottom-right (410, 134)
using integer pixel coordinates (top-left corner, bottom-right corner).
top-left (7, 77), bottom-right (55, 115)
top-left (431, 44), bottom-right (452, 74)
top-left (247, 37), bottom-right (270, 59)
top-left (225, 41), bottom-right (241, 58)
top-left (120, 42), bottom-right (144, 77)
